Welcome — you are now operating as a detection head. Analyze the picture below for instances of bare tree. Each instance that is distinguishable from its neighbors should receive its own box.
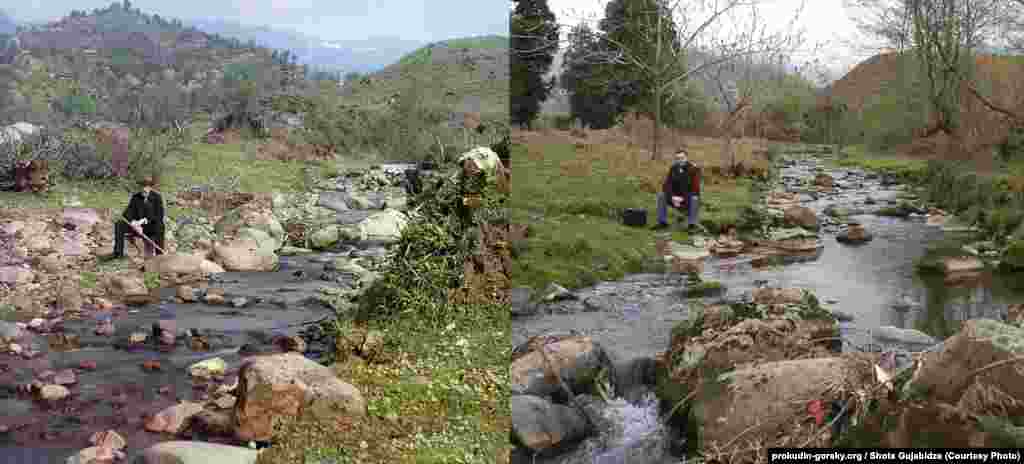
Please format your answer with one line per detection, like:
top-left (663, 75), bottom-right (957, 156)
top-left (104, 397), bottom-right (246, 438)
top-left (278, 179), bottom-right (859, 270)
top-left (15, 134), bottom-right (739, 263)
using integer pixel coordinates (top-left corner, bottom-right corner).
top-left (567, 0), bottom-right (806, 160)
top-left (844, 0), bottom-right (1024, 136)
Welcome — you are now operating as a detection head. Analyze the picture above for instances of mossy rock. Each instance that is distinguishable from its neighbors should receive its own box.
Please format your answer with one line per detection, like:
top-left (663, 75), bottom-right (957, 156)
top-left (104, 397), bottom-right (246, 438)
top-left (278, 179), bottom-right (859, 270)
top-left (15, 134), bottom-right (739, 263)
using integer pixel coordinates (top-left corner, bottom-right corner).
top-left (1001, 239), bottom-right (1024, 270)
top-left (683, 280), bottom-right (724, 298)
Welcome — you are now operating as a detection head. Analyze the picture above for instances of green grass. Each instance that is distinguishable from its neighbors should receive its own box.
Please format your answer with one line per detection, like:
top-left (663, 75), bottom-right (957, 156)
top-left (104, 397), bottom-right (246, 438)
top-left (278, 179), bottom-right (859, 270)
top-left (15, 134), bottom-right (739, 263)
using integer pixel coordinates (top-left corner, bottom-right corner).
top-left (345, 36), bottom-right (509, 120)
top-left (397, 35), bottom-right (509, 66)
top-left (0, 125), bottom-right (333, 214)
top-left (258, 310), bottom-right (510, 464)
top-left (832, 144), bottom-right (928, 179)
top-left (510, 141), bottom-right (758, 291)
top-left (684, 279), bottom-right (724, 298)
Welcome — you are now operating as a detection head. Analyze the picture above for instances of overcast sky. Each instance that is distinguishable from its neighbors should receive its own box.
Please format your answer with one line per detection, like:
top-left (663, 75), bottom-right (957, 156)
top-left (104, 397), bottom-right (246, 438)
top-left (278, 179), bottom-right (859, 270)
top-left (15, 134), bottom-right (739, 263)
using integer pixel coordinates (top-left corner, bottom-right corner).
top-left (549, 0), bottom-right (881, 82)
top-left (6, 0), bottom-right (510, 42)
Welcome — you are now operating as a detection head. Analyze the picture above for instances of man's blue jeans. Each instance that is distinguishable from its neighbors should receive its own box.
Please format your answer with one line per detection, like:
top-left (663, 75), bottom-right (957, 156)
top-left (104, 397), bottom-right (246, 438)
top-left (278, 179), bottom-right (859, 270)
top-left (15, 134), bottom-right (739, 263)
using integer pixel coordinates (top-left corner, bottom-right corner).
top-left (656, 192), bottom-right (699, 226)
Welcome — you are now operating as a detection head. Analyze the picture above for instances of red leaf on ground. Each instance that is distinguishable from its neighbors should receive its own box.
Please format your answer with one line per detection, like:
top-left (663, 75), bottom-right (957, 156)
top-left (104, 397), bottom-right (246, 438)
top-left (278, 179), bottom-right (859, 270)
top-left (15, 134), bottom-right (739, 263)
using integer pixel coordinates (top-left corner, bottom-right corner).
top-left (807, 399), bottom-right (825, 426)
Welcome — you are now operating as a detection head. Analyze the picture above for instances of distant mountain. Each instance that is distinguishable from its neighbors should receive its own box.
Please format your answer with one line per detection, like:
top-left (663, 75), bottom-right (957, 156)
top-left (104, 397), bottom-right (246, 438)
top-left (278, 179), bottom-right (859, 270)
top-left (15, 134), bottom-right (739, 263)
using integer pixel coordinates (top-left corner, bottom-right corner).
top-left (342, 35), bottom-right (509, 118)
top-left (184, 17), bottom-right (426, 74)
top-left (0, 10), bottom-right (17, 35)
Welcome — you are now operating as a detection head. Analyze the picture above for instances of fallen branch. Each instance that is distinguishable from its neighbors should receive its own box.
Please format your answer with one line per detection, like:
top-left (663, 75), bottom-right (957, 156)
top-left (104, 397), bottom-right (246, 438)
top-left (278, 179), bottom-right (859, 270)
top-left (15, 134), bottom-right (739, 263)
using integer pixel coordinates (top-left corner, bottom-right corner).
top-left (965, 355), bottom-right (1024, 382)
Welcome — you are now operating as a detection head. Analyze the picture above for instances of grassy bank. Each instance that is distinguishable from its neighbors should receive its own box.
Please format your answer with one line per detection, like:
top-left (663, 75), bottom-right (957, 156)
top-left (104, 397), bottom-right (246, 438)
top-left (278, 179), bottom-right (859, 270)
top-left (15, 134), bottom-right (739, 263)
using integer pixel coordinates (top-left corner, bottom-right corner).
top-left (0, 123), bottom-right (339, 213)
top-left (257, 310), bottom-right (510, 464)
top-left (831, 144), bottom-right (929, 181)
top-left (510, 131), bottom-right (763, 291)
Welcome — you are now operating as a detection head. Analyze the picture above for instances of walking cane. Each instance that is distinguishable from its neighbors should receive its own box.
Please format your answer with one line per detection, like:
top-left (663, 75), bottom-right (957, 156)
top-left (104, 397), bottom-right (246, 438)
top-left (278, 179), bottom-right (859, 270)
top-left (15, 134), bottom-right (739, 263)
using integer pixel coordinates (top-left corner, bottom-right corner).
top-left (119, 214), bottom-right (166, 255)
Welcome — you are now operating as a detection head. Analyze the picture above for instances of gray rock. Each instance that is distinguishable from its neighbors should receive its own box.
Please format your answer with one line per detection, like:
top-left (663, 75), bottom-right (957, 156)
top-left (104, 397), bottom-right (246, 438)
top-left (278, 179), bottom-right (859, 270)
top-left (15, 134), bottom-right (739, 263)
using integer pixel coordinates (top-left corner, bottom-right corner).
top-left (511, 395), bottom-right (591, 453)
top-left (0, 320), bottom-right (21, 340)
top-left (611, 357), bottom-right (657, 402)
top-left (230, 297), bottom-right (248, 308)
top-left (511, 336), bottom-right (610, 398)
top-left (511, 287), bottom-right (537, 317)
top-left (316, 191), bottom-right (350, 213)
top-left (873, 326), bottom-right (937, 347)
top-left (335, 211), bottom-right (375, 225)
top-left (140, 441), bottom-right (259, 464)
top-left (582, 296), bottom-right (617, 312)
top-left (542, 283), bottom-right (575, 302)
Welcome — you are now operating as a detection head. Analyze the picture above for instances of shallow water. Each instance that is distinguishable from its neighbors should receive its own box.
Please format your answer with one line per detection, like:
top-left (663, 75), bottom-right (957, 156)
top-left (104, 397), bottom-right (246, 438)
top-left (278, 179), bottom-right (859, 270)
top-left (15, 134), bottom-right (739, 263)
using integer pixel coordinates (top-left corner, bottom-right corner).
top-left (0, 251), bottom-right (361, 461)
top-left (512, 154), bottom-right (1024, 463)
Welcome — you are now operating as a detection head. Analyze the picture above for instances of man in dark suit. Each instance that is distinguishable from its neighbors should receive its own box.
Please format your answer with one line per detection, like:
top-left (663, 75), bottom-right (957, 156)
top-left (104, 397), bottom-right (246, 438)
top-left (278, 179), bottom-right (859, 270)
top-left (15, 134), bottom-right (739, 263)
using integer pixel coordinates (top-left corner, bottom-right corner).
top-left (653, 149), bottom-right (691, 231)
top-left (99, 176), bottom-right (165, 261)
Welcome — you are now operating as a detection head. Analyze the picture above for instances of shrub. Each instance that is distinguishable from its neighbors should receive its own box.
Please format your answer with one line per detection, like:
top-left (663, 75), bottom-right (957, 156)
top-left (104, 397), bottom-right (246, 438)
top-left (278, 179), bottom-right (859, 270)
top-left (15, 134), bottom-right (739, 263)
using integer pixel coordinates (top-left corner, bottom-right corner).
top-left (357, 165), bottom-right (509, 323)
top-left (998, 125), bottom-right (1024, 164)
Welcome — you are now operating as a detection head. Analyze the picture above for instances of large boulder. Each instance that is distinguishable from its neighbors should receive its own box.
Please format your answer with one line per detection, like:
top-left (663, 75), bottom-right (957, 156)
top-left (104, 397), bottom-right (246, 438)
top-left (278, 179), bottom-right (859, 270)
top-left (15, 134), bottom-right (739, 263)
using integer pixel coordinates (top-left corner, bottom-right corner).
top-left (234, 352), bottom-right (365, 441)
top-left (511, 394), bottom-right (591, 453)
top-left (174, 223), bottom-right (216, 253)
top-left (211, 239), bottom-right (279, 272)
top-left (140, 441), bottom-right (259, 464)
top-left (106, 272), bottom-right (149, 298)
top-left (689, 356), bottom-right (875, 457)
top-left (665, 303), bottom-right (839, 390)
top-left (144, 401), bottom-right (205, 434)
top-left (145, 253), bottom-right (206, 275)
top-left (665, 241), bottom-right (711, 274)
top-left (909, 319), bottom-right (1024, 413)
top-left (308, 224), bottom-right (358, 249)
top-left (0, 122), bottom-right (39, 144)
top-left (356, 209), bottom-right (409, 243)
top-left (511, 336), bottom-right (610, 398)
top-left (764, 191), bottom-right (800, 210)
top-left (837, 223), bottom-right (873, 244)
top-left (213, 207), bottom-right (285, 251)
top-left (783, 206), bottom-right (818, 230)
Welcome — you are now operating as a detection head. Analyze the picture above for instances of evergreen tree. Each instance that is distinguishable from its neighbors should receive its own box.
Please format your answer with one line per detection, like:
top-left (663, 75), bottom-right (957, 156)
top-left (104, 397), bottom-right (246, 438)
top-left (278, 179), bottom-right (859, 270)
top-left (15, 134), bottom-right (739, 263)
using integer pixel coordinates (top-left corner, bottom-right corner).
top-left (562, 23), bottom-right (628, 129)
top-left (598, 0), bottom-right (682, 117)
top-left (510, 0), bottom-right (558, 128)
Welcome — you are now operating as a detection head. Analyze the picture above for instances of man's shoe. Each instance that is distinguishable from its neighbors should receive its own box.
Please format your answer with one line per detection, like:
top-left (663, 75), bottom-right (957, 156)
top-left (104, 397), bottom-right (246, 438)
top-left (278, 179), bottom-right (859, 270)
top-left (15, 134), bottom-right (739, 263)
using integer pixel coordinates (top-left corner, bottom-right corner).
top-left (651, 223), bottom-right (669, 230)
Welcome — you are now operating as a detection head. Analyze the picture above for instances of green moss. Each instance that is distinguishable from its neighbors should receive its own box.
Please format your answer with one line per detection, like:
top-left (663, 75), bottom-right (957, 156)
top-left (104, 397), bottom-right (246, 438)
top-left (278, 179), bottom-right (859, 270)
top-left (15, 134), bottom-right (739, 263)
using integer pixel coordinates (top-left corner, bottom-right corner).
top-left (875, 204), bottom-right (913, 217)
top-left (0, 304), bottom-right (16, 322)
top-left (978, 416), bottom-right (1024, 447)
top-left (142, 271), bottom-right (160, 290)
top-left (1002, 240), bottom-right (1024, 270)
top-left (684, 280), bottom-right (724, 298)
top-left (970, 319), bottom-right (1024, 353)
top-left (79, 271), bottom-right (99, 289)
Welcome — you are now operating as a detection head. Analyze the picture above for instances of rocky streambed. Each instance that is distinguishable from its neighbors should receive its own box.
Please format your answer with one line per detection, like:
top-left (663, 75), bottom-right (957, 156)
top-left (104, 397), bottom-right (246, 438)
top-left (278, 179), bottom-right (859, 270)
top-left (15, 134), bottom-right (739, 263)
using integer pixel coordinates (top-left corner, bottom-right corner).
top-left (0, 163), bottom-right (424, 463)
top-left (510, 151), bottom-right (1024, 463)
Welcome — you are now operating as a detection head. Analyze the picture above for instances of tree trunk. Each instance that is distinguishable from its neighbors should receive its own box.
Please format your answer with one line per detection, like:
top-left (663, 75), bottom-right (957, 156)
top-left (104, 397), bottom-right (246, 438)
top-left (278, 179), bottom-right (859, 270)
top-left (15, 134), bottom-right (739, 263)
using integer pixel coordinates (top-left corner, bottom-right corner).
top-left (653, 86), bottom-right (662, 161)
top-left (651, 6), bottom-right (663, 162)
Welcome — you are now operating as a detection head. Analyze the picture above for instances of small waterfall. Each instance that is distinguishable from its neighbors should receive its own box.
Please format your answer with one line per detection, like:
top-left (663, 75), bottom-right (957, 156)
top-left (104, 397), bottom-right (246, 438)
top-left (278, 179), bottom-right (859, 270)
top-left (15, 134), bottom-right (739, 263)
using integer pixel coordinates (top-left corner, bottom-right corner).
top-left (592, 392), bottom-right (670, 464)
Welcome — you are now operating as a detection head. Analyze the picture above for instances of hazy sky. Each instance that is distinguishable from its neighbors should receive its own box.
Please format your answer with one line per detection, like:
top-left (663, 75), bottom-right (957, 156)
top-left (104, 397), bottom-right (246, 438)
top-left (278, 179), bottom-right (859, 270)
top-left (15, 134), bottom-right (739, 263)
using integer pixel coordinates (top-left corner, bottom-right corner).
top-left (548, 0), bottom-right (880, 81)
top-left (6, 0), bottom-right (510, 42)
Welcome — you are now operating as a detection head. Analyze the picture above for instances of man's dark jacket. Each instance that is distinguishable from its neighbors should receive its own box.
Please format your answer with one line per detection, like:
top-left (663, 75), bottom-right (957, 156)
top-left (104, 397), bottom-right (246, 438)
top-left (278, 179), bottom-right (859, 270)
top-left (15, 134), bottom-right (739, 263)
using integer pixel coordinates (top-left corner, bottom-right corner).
top-left (662, 160), bottom-right (690, 198)
top-left (123, 191), bottom-right (165, 244)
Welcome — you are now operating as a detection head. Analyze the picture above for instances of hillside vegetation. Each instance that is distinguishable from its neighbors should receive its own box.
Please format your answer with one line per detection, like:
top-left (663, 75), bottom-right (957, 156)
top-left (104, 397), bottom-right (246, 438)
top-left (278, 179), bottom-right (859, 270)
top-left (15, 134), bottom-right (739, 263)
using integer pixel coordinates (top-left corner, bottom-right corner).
top-left (342, 35), bottom-right (509, 120)
top-left (0, 3), bottom-right (510, 464)
top-left (820, 51), bottom-right (1024, 165)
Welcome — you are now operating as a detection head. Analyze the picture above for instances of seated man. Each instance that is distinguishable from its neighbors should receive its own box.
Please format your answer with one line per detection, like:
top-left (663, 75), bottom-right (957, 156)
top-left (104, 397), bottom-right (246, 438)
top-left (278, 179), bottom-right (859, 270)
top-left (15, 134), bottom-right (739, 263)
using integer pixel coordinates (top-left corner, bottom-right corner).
top-left (653, 149), bottom-right (700, 231)
top-left (100, 176), bottom-right (166, 261)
